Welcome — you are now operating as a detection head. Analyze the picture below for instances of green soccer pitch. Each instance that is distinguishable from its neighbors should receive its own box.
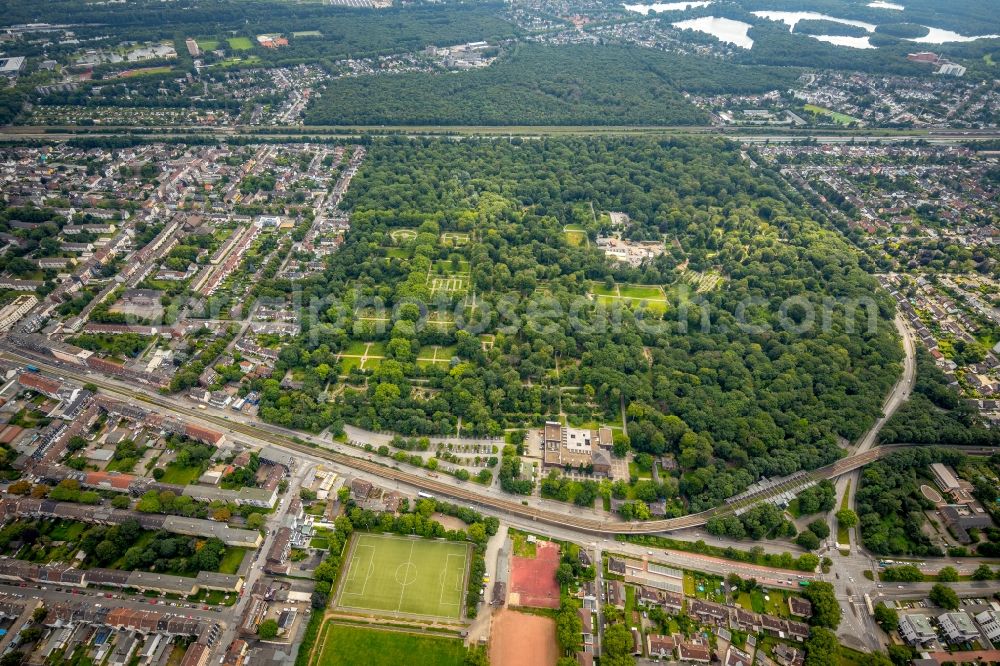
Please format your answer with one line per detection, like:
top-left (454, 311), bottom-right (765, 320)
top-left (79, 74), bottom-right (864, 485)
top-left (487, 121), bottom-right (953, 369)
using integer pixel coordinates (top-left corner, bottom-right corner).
top-left (335, 533), bottom-right (470, 619)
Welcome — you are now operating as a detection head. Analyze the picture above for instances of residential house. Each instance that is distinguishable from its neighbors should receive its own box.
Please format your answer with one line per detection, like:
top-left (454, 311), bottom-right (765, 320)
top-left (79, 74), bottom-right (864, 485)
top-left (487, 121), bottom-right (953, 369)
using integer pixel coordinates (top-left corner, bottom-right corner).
top-left (647, 634), bottom-right (675, 660)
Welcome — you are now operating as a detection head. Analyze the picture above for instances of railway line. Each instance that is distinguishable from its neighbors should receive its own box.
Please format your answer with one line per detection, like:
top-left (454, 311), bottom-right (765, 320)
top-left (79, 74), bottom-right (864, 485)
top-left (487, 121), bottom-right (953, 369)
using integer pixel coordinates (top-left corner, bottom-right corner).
top-left (4, 124), bottom-right (1000, 144)
top-left (0, 347), bottom-right (990, 535)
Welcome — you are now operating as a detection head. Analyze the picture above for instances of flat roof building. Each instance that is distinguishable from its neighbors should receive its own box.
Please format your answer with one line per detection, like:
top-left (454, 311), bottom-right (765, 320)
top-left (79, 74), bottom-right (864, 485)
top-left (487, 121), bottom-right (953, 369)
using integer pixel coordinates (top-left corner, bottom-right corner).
top-left (0, 57), bottom-right (25, 75)
top-left (900, 614), bottom-right (936, 646)
top-left (541, 422), bottom-right (613, 477)
top-left (939, 612), bottom-right (980, 644)
top-left (930, 463), bottom-right (961, 494)
top-left (181, 484), bottom-right (276, 508)
top-left (975, 610), bottom-right (1000, 643)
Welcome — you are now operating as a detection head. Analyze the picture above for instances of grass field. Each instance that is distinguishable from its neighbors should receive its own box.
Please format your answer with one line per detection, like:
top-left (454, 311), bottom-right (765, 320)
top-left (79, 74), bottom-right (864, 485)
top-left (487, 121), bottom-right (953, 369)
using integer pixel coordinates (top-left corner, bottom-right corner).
top-left (217, 56), bottom-right (262, 68)
top-left (563, 225), bottom-right (588, 247)
top-left (227, 37), bottom-right (253, 51)
top-left (312, 623), bottom-right (466, 666)
top-left (159, 463), bottom-right (202, 485)
top-left (48, 520), bottom-right (86, 542)
top-left (336, 533), bottom-right (469, 619)
top-left (118, 66), bottom-right (173, 78)
top-left (104, 457), bottom-right (139, 473)
top-left (589, 282), bottom-right (668, 314)
top-left (218, 547), bottom-right (247, 575)
top-left (837, 480), bottom-right (852, 549)
top-left (619, 284), bottom-right (662, 299)
top-left (389, 229), bottom-right (418, 242)
top-left (511, 530), bottom-right (537, 558)
top-left (590, 282), bottom-right (616, 297)
top-left (433, 259), bottom-right (470, 273)
top-left (804, 104), bottom-right (860, 126)
top-left (417, 345), bottom-right (457, 368)
top-left (343, 340), bottom-right (369, 356)
top-left (595, 294), bottom-right (668, 314)
top-left (196, 39), bottom-right (219, 51)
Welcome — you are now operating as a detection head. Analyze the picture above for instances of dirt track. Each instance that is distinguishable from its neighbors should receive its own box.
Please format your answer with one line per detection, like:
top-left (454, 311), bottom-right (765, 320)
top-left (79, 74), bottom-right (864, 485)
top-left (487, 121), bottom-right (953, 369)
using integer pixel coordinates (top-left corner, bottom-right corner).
top-left (490, 609), bottom-right (558, 666)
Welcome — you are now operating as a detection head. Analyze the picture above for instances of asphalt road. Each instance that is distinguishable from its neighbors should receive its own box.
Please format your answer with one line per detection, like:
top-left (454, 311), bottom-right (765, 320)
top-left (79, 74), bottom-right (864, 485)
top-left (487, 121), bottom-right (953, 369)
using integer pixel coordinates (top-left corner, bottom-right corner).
top-left (0, 581), bottom-right (225, 623)
top-left (826, 313), bottom-right (918, 651)
top-left (4, 345), bottom-right (963, 539)
top-left (0, 311), bottom-right (986, 657)
top-left (4, 124), bottom-right (1000, 144)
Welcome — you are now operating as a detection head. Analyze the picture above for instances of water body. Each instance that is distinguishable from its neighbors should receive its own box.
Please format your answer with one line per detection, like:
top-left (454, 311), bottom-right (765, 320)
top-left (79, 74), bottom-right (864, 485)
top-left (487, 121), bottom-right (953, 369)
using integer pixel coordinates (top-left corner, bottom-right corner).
top-left (672, 16), bottom-right (755, 48)
top-left (906, 26), bottom-right (1000, 43)
top-left (810, 34), bottom-right (875, 48)
top-left (867, 1), bottom-right (904, 9)
top-left (622, 1), bottom-right (712, 15)
top-left (751, 10), bottom-right (877, 33)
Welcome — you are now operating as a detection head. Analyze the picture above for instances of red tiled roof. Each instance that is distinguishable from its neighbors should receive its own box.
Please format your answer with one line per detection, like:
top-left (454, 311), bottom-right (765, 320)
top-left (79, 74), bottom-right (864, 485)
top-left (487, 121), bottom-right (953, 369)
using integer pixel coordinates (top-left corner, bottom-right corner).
top-left (184, 424), bottom-right (224, 445)
top-left (85, 471), bottom-right (135, 490)
top-left (18, 373), bottom-right (62, 396)
top-left (0, 426), bottom-right (23, 444)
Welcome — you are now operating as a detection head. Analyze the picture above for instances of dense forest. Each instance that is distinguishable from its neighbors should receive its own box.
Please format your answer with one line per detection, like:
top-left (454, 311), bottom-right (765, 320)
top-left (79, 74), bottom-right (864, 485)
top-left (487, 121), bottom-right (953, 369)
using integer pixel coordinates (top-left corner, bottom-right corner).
top-left (880, 348), bottom-right (1000, 446)
top-left (0, 0), bottom-right (518, 66)
top-left (643, 2), bottom-right (1000, 77)
top-left (732, 0), bottom-right (1000, 35)
top-left (305, 44), bottom-right (799, 126)
top-left (855, 447), bottom-right (966, 556)
top-left (246, 137), bottom-right (903, 511)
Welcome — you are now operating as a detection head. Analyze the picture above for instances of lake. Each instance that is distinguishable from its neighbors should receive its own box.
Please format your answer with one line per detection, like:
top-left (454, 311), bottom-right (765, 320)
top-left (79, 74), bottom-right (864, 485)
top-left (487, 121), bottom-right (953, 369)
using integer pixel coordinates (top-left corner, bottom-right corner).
top-left (672, 16), bottom-right (754, 48)
top-left (622, 1), bottom-right (712, 15)
top-left (751, 10), bottom-right (877, 33)
top-left (906, 27), bottom-right (1000, 43)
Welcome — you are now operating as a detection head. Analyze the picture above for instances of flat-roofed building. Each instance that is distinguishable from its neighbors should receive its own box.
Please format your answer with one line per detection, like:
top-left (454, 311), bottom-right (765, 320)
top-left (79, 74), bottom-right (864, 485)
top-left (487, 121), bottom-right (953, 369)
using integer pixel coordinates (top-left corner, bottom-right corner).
top-left (939, 504), bottom-right (994, 544)
top-left (0, 295), bottom-right (37, 331)
top-left (181, 484), bottom-right (276, 508)
top-left (939, 612), bottom-right (981, 644)
top-left (162, 516), bottom-right (263, 548)
top-left (930, 463), bottom-right (961, 494)
top-left (541, 422), bottom-right (613, 477)
top-left (975, 610), bottom-right (1000, 643)
top-left (0, 57), bottom-right (26, 76)
top-left (900, 614), bottom-right (936, 646)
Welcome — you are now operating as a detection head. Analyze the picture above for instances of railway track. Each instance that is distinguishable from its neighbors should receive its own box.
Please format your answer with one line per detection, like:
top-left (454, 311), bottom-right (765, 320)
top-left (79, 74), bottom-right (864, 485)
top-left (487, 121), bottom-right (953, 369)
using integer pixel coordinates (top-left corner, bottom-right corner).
top-left (0, 348), bottom-right (989, 535)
